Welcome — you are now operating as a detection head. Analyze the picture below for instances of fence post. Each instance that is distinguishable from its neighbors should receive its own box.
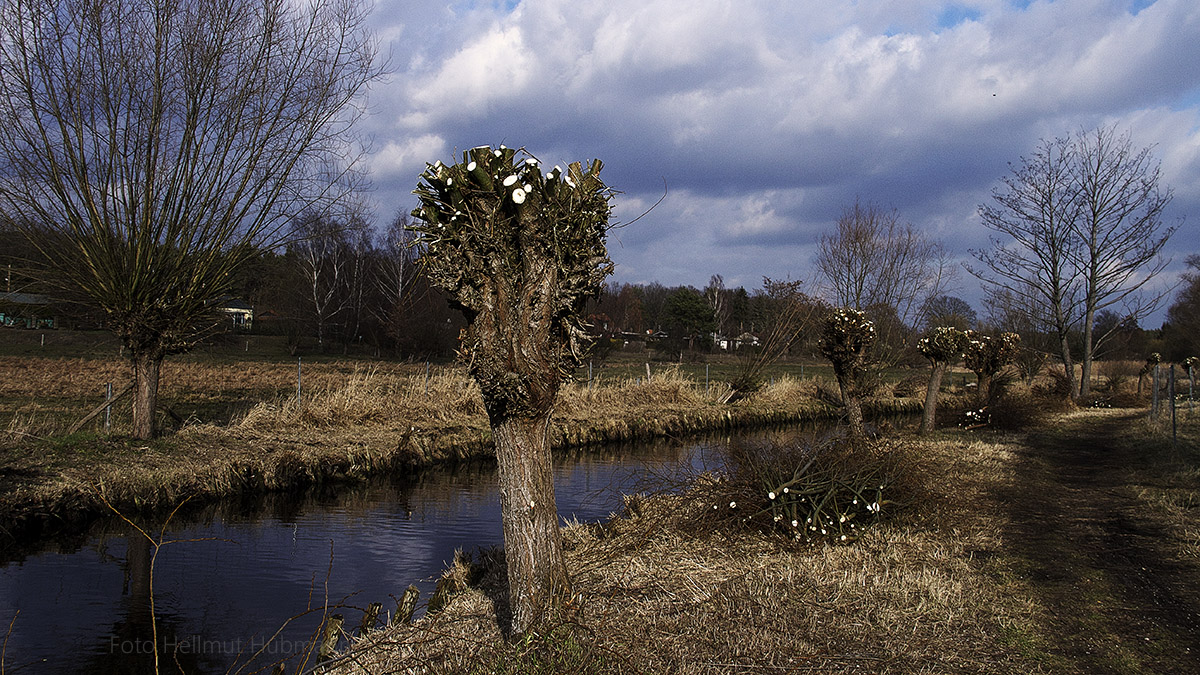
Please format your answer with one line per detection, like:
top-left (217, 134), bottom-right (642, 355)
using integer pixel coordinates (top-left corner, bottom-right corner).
top-left (1170, 365), bottom-right (1177, 449)
top-left (104, 382), bottom-right (113, 431)
top-left (588, 360), bottom-right (593, 389)
top-left (1152, 364), bottom-right (1160, 419)
top-left (705, 363), bottom-right (710, 394)
top-left (645, 362), bottom-right (651, 382)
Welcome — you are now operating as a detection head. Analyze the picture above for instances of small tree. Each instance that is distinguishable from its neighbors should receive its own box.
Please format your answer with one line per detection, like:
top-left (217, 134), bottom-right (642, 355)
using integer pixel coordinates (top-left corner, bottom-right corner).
top-left (410, 146), bottom-right (615, 634)
top-left (916, 327), bottom-right (968, 435)
top-left (963, 331), bottom-right (1022, 404)
top-left (818, 308), bottom-right (876, 439)
top-left (663, 287), bottom-right (716, 352)
top-left (728, 277), bottom-right (820, 399)
top-left (816, 199), bottom-right (951, 364)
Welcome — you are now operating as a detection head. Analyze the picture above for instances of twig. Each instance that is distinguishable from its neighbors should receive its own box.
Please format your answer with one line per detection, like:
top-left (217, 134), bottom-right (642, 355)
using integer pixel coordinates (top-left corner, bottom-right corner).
top-left (1, 609), bottom-right (17, 675)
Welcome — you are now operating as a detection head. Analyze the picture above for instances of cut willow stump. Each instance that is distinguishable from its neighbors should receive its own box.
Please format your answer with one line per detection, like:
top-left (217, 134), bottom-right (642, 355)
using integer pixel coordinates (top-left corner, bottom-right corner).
top-left (427, 576), bottom-right (459, 616)
top-left (358, 602), bottom-right (382, 635)
top-left (317, 614), bottom-right (344, 660)
top-left (392, 585), bottom-right (420, 625)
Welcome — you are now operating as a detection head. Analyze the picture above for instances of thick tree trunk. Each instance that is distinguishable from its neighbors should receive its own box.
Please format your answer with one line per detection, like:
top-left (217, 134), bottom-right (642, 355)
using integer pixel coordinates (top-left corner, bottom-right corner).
top-left (977, 372), bottom-right (993, 406)
top-left (919, 361), bottom-right (947, 435)
top-left (492, 412), bottom-right (571, 634)
top-left (1058, 331), bottom-right (1077, 403)
top-left (836, 373), bottom-right (866, 440)
top-left (1079, 305), bottom-right (1095, 398)
top-left (132, 352), bottom-right (162, 439)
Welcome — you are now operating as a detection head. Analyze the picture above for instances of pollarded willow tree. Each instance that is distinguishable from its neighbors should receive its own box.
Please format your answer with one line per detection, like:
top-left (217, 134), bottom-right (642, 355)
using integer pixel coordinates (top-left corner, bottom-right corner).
top-left (818, 308), bottom-right (876, 440)
top-left (962, 331), bottom-right (1022, 405)
top-left (410, 146), bottom-right (616, 634)
top-left (917, 327), bottom-right (968, 435)
top-left (816, 199), bottom-right (951, 364)
top-left (0, 0), bottom-right (380, 439)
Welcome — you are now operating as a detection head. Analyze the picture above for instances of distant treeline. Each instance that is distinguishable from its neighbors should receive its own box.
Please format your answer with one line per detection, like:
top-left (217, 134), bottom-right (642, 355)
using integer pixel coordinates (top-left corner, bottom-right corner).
top-left (3, 214), bottom-right (1196, 365)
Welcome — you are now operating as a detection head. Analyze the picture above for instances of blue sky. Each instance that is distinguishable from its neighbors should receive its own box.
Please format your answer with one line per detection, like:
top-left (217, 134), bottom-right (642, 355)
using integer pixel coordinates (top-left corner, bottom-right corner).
top-left (360, 0), bottom-right (1200, 322)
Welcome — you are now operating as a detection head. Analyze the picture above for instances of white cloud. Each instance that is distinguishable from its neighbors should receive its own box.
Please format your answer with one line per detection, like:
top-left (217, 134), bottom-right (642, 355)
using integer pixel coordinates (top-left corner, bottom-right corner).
top-left (367, 133), bottom-right (447, 181)
top-left (364, 0), bottom-right (1200, 314)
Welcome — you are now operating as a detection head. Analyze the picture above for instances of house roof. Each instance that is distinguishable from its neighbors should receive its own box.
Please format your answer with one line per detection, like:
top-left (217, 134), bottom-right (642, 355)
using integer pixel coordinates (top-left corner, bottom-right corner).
top-left (0, 292), bottom-right (52, 305)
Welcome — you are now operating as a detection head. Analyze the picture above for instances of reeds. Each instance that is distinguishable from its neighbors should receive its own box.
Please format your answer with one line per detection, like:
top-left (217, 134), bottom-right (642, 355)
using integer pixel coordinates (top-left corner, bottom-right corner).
top-left (237, 367), bottom-right (485, 430)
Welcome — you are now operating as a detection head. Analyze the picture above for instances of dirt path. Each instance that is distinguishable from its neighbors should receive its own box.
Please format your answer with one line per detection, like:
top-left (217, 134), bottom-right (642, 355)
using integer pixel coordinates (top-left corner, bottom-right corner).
top-left (996, 412), bottom-right (1200, 674)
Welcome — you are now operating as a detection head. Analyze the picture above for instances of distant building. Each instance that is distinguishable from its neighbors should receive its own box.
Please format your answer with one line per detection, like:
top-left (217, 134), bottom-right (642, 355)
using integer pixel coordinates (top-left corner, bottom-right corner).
top-left (217, 298), bottom-right (254, 330)
top-left (0, 292), bottom-right (56, 328)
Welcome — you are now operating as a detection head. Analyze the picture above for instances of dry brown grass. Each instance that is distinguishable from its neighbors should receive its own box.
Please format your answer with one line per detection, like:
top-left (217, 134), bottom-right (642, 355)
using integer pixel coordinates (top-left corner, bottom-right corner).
top-left (237, 366), bottom-right (486, 430)
top-left (1, 357), bottom-right (926, 541)
top-left (325, 431), bottom-right (1043, 675)
top-left (1126, 413), bottom-right (1200, 559)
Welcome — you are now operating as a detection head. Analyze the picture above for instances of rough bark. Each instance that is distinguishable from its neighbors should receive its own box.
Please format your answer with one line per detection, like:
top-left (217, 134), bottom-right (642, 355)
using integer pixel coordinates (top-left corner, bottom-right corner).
top-left (977, 372), bottom-right (993, 407)
top-left (132, 352), bottom-right (162, 440)
top-left (919, 361), bottom-right (947, 435)
top-left (493, 414), bottom-right (571, 633)
top-left (411, 150), bottom-right (613, 635)
top-left (835, 373), bottom-right (866, 440)
top-left (1059, 330), bottom-right (1077, 403)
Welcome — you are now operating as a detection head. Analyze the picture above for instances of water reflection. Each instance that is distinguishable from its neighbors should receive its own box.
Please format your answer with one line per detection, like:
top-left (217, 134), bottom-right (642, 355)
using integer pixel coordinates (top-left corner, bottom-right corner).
top-left (0, 435), bottom-right (721, 674)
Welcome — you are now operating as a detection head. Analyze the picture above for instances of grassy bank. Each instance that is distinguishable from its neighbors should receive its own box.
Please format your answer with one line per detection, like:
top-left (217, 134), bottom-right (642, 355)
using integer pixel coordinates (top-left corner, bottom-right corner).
top-left (320, 409), bottom-right (1200, 674)
top-left (322, 424), bottom-right (1042, 674)
top-left (0, 357), bottom-right (924, 542)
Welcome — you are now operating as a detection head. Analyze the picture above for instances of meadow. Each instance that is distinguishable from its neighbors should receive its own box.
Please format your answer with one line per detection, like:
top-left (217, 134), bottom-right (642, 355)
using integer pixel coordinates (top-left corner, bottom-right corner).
top-left (4, 327), bottom-right (1198, 673)
top-left (0, 328), bottom-right (932, 540)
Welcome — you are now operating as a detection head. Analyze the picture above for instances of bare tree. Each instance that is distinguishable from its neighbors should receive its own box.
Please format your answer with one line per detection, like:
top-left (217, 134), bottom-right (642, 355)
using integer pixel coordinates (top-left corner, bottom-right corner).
top-left (920, 295), bottom-right (977, 331)
top-left (972, 127), bottom-right (1176, 400)
top-left (984, 285), bottom-right (1052, 384)
top-left (1165, 255), bottom-right (1200, 360)
top-left (1072, 125), bottom-right (1174, 396)
top-left (290, 211), bottom-right (368, 350)
top-left (971, 136), bottom-right (1082, 401)
top-left (411, 147), bottom-right (616, 634)
top-left (372, 212), bottom-right (420, 345)
top-left (816, 199), bottom-right (951, 362)
top-left (0, 0), bottom-right (380, 438)
top-left (704, 274), bottom-right (731, 339)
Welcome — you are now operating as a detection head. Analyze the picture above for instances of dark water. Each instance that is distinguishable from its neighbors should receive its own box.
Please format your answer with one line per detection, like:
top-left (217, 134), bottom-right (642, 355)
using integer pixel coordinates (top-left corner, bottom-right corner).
top-left (0, 435), bottom-right (727, 674)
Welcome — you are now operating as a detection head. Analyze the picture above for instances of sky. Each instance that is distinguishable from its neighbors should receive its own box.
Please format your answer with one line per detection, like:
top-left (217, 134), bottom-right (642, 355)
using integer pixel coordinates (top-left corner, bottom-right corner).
top-left (358, 0), bottom-right (1200, 323)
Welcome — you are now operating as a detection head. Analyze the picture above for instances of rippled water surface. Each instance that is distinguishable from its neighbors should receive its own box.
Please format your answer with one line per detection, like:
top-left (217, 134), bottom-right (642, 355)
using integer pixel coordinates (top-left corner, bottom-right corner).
top-left (0, 436), bottom-right (726, 673)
